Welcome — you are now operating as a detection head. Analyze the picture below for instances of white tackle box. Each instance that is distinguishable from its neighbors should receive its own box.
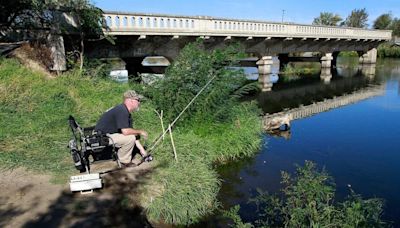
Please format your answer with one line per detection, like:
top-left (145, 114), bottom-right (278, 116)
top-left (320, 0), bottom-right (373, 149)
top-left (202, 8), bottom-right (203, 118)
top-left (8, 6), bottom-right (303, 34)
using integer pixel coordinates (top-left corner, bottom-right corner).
top-left (70, 173), bottom-right (102, 193)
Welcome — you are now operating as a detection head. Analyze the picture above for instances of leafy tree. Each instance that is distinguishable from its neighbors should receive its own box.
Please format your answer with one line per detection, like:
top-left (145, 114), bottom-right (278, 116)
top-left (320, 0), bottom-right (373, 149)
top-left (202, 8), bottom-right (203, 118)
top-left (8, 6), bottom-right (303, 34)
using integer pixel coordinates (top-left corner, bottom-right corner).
top-left (373, 13), bottom-right (393, 30)
top-left (342, 8), bottom-right (369, 28)
top-left (312, 12), bottom-right (342, 26)
top-left (61, 0), bottom-right (109, 72)
top-left (391, 18), bottom-right (400, 37)
top-left (0, 0), bottom-right (51, 39)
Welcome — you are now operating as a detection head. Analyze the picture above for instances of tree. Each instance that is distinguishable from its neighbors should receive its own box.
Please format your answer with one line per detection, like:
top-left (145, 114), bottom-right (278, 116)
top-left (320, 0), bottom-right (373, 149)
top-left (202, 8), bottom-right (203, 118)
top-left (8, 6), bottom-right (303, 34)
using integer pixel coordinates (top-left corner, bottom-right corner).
top-left (0, 0), bottom-right (51, 40)
top-left (62, 0), bottom-right (108, 72)
top-left (389, 18), bottom-right (400, 37)
top-left (373, 13), bottom-right (392, 29)
top-left (0, 0), bottom-right (111, 72)
top-left (312, 12), bottom-right (342, 26)
top-left (342, 8), bottom-right (369, 28)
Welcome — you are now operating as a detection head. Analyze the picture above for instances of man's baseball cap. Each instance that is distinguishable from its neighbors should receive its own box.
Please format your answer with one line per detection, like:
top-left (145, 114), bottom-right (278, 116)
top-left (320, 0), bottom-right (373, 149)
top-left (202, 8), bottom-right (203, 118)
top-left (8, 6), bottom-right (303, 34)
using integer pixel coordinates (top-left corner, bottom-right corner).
top-left (123, 90), bottom-right (144, 101)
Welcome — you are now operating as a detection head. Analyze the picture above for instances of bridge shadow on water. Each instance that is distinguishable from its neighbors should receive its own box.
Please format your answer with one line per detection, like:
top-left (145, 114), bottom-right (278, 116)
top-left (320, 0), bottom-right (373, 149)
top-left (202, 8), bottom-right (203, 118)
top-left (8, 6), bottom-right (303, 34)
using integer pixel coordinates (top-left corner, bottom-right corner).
top-left (21, 165), bottom-right (157, 228)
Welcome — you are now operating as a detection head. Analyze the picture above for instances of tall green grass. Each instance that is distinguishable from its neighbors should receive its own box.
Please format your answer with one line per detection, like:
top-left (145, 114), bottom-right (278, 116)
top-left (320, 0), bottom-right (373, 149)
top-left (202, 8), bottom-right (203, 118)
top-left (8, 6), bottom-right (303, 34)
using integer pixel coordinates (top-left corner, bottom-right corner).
top-left (0, 58), bottom-right (136, 180)
top-left (0, 57), bottom-right (262, 225)
top-left (143, 101), bottom-right (262, 225)
top-left (377, 43), bottom-right (400, 58)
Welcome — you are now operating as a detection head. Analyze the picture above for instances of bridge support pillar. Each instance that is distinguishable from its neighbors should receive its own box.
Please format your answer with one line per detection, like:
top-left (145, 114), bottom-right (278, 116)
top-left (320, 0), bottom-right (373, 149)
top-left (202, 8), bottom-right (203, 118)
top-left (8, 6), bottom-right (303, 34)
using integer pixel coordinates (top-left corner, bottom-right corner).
top-left (359, 48), bottom-right (377, 64)
top-left (257, 56), bottom-right (274, 74)
top-left (320, 67), bottom-right (332, 84)
top-left (47, 34), bottom-right (66, 71)
top-left (320, 53), bottom-right (333, 68)
top-left (257, 56), bottom-right (274, 91)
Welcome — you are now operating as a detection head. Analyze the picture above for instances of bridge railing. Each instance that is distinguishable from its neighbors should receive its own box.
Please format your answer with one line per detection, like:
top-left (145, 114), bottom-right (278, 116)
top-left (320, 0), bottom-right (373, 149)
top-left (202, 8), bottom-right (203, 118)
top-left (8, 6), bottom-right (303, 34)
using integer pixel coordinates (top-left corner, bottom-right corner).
top-left (103, 11), bottom-right (392, 40)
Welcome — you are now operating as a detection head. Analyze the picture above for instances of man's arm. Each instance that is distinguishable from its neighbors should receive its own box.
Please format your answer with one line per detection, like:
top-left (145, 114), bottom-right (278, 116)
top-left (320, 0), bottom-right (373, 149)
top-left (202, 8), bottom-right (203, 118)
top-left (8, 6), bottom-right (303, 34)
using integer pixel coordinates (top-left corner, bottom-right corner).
top-left (121, 128), bottom-right (148, 139)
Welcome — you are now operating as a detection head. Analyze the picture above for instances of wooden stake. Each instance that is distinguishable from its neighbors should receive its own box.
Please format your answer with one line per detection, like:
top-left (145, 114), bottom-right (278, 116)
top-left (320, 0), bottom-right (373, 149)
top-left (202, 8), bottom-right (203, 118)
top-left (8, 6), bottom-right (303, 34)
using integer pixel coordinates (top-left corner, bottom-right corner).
top-left (154, 109), bottom-right (166, 140)
top-left (168, 124), bottom-right (178, 162)
top-left (161, 110), bottom-right (165, 140)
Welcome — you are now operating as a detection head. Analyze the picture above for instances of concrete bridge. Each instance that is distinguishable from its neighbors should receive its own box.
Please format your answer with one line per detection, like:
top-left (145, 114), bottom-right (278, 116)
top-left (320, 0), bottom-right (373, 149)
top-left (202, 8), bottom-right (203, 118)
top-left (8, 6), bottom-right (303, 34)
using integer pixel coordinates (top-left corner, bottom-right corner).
top-left (263, 84), bottom-right (385, 130)
top-left (50, 11), bottom-right (392, 74)
top-left (88, 11), bottom-right (392, 74)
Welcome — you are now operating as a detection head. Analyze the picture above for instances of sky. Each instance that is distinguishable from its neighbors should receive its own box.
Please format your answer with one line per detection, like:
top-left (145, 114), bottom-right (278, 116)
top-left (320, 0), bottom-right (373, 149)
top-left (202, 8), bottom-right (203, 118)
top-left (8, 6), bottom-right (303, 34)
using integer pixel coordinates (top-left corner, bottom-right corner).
top-left (92, 0), bottom-right (400, 27)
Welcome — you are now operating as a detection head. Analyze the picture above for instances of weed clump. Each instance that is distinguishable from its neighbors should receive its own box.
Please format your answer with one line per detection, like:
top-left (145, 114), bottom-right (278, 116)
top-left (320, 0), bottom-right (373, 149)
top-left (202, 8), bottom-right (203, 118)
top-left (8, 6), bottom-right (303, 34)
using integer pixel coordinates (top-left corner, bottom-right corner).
top-left (225, 161), bottom-right (388, 227)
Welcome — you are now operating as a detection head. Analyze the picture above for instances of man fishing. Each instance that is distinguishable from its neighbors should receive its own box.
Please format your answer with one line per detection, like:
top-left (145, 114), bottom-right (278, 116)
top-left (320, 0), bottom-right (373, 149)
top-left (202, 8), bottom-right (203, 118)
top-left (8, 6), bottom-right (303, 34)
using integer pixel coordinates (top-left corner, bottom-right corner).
top-left (95, 90), bottom-right (148, 167)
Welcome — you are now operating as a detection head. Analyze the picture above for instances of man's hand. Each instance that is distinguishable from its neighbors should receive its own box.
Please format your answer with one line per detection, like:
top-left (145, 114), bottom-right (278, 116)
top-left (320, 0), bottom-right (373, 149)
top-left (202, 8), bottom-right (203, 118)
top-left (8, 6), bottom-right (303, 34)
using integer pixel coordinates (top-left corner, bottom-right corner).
top-left (121, 128), bottom-right (148, 140)
top-left (140, 130), bottom-right (148, 140)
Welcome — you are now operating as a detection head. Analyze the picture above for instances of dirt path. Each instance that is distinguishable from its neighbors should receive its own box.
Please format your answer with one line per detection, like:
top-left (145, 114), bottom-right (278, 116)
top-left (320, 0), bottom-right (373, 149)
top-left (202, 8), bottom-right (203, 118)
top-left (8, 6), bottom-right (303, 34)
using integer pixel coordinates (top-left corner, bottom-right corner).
top-left (0, 160), bottom-right (156, 228)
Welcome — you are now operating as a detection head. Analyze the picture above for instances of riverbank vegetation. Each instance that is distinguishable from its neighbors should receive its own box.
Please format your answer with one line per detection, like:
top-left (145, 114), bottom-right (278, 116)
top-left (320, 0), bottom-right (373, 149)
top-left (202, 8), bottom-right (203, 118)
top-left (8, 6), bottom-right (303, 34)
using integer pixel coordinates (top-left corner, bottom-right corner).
top-left (0, 41), bottom-right (262, 225)
top-left (280, 62), bottom-right (320, 77)
top-left (225, 161), bottom-right (388, 227)
top-left (378, 43), bottom-right (400, 58)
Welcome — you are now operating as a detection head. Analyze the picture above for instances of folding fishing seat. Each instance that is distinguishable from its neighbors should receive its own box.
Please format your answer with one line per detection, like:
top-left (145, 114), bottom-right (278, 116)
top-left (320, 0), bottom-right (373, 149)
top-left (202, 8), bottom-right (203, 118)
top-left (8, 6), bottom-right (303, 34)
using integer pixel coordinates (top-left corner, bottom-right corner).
top-left (68, 115), bottom-right (121, 173)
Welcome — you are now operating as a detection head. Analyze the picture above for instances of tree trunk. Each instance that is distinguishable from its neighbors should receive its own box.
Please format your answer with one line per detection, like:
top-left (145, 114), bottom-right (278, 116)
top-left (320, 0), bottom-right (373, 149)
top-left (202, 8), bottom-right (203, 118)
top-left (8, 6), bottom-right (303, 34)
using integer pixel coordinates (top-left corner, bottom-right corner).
top-left (79, 33), bottom-right (84, 73)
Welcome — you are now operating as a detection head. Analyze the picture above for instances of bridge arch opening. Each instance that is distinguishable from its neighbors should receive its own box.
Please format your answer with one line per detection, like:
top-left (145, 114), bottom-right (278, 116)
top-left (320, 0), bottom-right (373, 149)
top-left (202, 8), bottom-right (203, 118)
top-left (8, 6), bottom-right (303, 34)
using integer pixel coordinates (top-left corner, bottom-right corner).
top-left (131, 17), bottom-right (135, 27)
top-left (122, 56), bottom-right (171, 82)
top-left (106, 16), bottom-right (112, 27)
top-left (146, 18), bottom-right (151, 27)
top-left (153, 18), bottom-right (157, 28)
top-left (122, 17), bottom-right (128, 27)
top-left (160, 19), bottom-right (164, 28)
top-left (139, 17), bottom-right (143, 27)
top-left (115, 16), bottom-right (120, 27)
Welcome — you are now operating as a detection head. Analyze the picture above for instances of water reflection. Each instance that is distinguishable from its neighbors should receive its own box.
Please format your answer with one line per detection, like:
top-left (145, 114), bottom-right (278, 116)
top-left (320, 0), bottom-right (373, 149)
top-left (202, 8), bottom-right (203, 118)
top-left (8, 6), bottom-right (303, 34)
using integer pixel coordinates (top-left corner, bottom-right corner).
top-left (213, 57), bottom-right (400, 226)
top-left (320, 67), bottom-right (332, 84)
top-left (360, 64), bottom-right (376, 78)
top-left (258, 73), bottom-right (278, 91)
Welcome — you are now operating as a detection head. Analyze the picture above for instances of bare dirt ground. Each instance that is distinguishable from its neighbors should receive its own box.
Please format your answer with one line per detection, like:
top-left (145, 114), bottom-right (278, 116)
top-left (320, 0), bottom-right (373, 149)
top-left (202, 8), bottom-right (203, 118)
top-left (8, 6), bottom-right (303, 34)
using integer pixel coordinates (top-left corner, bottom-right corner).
top-left (0, 160), bottom-right (156, 228)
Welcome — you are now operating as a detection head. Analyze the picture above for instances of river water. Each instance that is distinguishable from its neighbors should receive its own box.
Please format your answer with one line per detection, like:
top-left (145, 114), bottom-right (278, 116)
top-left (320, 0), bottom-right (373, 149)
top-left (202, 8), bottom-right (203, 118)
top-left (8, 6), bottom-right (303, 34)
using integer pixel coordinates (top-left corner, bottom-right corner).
top-left (214, 57), bottom-right (400, 226)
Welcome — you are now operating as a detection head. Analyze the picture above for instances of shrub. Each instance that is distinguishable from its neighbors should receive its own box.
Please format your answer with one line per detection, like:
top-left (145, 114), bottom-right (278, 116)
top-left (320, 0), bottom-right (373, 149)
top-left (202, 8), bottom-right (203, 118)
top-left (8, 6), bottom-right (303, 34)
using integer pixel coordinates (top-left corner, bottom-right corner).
top-left (82, 58), bottom-right (113, 78)
top-left (339, 51), bottom-right (359, 57)
top-left (149, 41), bottom-right (250, 123)
top-left (377, 43), bottom-right (400, 58)
top-left (229, 161), bottom-right (389, 227)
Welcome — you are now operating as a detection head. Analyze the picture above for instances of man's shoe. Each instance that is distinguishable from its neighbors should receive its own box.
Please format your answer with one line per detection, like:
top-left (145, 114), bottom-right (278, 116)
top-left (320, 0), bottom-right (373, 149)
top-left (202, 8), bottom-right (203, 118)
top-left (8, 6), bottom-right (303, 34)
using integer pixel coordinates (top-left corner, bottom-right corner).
top-left (121, 162), bottom-right (137, 168)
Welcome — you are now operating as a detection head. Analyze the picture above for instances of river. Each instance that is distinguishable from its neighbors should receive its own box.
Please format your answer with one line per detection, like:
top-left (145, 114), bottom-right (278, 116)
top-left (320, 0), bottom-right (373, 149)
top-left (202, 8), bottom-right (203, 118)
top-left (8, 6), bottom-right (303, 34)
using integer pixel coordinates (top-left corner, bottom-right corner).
top-left (210, 57), bottom-right (400, 227)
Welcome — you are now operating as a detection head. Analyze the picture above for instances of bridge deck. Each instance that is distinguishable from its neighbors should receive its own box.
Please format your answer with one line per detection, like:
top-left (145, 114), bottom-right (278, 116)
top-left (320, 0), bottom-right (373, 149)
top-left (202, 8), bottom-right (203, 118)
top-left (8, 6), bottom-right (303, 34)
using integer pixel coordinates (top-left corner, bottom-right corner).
top-left (103, 11), bottom-right (392, 41)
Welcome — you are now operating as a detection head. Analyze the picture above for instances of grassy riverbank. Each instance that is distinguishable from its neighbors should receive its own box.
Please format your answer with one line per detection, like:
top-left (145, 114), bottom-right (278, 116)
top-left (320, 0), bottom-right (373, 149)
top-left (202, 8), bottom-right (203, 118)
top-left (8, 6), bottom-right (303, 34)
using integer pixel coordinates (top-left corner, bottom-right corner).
top-left (0, 47), bottom-right (262, 225)
top-left (377, 43), bottom-right (400, 58)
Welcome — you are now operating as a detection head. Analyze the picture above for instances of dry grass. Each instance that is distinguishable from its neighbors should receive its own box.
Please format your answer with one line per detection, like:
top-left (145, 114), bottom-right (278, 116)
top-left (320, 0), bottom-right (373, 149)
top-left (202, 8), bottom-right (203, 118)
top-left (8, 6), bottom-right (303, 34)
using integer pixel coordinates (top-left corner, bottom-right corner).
top-left (10, 43), bottom-right (55, 79)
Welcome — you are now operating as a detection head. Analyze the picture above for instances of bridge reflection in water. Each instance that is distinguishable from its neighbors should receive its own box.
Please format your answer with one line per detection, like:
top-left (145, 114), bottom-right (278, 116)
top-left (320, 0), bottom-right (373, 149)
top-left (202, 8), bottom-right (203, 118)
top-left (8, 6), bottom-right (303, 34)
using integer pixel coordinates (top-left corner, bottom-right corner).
top-left (256, 64), bottom-right (385, 129)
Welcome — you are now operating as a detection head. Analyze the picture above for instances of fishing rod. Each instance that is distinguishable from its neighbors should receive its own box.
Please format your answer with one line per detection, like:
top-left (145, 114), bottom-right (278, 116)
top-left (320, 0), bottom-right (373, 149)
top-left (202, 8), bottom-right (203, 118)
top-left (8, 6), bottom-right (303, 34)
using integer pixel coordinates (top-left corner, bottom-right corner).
top-left (139, 73), bottom-right (219, 164)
